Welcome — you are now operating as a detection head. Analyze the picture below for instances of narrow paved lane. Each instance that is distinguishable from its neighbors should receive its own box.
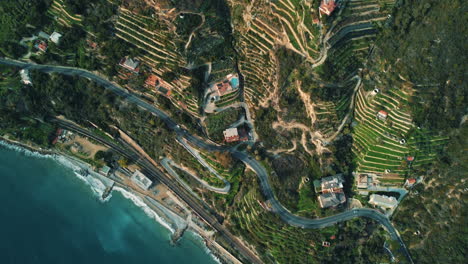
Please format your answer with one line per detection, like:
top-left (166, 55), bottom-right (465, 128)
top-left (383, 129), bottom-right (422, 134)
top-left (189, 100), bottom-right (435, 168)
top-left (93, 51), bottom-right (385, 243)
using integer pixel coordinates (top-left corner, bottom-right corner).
top-left (1, 58), bottom-right (413, 263)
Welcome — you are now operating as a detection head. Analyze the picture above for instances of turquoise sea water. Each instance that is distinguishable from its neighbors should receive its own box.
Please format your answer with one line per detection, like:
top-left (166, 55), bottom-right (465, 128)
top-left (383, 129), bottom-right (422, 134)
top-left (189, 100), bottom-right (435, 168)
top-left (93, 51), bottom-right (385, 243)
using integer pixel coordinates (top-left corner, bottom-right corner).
top-left (0, 145), bottom-right (217, 264)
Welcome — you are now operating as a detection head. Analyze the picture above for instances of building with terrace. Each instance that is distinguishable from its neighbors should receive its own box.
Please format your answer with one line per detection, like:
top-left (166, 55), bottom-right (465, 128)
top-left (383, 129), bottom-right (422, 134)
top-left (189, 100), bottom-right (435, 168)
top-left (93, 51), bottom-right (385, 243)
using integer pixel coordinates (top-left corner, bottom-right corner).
top-left (207, 74), bottom-right (240, 101)
top-left (356, 173), bottom-right (378, 189)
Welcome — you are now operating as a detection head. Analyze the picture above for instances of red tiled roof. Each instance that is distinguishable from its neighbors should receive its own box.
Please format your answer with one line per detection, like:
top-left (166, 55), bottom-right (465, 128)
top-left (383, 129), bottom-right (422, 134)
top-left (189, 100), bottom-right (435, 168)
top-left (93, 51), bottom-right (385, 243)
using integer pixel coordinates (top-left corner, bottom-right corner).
top-left (319, 0), bottom-right (337, 16)
top-left (378, 110), bottom-right (388, 116)
top-left (407, 178), bottom-right (416, 184)
top-left (406, 156), bottom-right (415, 162)
top-left (145, 74), bottom-right (160, 87)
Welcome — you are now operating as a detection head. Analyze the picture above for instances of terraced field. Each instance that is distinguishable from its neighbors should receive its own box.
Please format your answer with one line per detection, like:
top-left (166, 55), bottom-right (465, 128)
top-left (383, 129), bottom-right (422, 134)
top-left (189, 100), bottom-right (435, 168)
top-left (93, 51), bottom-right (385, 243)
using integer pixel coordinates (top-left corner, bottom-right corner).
top-left (115, 8), bottom-right (199, 116)
top-left (232, 0), bottom-right (323, 105)
top-left (321, 0), bottom-right (395, 81)
top-left (230, 188), bottom-right (330, 263)
top-left (353, 88), bottom-right (448, 181)
top-left (314, 81), bottom-right (356, 138)
top-left (47, 0), bottom-right (83, 27)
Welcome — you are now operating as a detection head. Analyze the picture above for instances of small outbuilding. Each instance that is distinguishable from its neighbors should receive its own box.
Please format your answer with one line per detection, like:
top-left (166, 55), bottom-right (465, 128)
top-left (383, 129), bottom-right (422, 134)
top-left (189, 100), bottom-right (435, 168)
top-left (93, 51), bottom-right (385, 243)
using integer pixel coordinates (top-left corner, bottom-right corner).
top-left (377, 110), bottom-right (388, 121)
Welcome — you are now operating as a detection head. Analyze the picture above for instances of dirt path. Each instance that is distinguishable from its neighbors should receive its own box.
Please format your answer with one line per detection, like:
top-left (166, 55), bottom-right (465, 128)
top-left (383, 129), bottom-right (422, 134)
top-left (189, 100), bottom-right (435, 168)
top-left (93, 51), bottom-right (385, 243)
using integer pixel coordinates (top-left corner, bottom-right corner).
top-left (296, 80), bottom-right (317, 124)
top-left (270, 140), bottom-right (298, 155)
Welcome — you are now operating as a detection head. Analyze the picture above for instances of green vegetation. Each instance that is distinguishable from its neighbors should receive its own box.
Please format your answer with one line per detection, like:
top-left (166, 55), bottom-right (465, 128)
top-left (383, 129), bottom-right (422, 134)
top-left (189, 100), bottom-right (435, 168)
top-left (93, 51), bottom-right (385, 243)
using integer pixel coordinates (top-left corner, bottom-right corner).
top-left (205, 108), bottom-right (243, 142)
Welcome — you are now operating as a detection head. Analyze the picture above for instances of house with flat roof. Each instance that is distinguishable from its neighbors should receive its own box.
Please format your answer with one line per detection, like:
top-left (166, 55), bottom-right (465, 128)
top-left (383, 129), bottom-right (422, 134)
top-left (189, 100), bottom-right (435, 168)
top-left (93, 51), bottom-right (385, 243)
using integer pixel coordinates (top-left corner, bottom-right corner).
top-left (131, 170), bottom-right (152, 190)
top-left (369, 194), bottom-right (398, 210)
top-left (119, 57), bottom-right (140, 73)
top-left (20, 69), bottom-right (32, 85)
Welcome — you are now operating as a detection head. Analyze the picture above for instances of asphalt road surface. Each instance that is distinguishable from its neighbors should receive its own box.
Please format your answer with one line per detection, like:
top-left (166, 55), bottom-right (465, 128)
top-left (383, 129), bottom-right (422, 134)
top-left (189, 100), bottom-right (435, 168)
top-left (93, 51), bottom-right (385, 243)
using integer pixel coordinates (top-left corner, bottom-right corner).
top-left (1, 58), bottom-right (413, 264)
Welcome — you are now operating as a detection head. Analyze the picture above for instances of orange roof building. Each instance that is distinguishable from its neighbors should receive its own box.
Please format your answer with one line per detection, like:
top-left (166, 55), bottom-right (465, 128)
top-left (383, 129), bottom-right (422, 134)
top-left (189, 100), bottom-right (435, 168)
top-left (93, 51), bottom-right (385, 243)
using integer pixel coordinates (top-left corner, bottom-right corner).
top-left (377, 110), bottom-right (388, 120)
top-left (405, 178), bottom-right (417, 187)
top-left (319, 0), bottom-right (337, 16)
top-left (145, 74), bottom-right (160, 87)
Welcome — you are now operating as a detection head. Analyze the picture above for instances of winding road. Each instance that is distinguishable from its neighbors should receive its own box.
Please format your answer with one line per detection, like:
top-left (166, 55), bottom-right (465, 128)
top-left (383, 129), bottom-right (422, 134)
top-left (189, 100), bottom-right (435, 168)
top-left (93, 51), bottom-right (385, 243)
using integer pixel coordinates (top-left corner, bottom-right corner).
top-left (0, 57), bottom-right (413, 264)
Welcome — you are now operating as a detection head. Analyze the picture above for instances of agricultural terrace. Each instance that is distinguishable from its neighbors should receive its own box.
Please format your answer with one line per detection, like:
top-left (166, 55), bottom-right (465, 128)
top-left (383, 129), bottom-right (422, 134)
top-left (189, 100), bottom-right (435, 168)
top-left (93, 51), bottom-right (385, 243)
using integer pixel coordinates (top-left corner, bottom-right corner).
top-left (269, 0), bottom-right (321, 58)
top-left (233, 0), bottom-right (323, 106)
top-left (320, 0), bottom-right (395, 81)
top-left (47, 0), bottom-right (83, 27)
top-left (236, 15), bottom-right (279, 106)
top-left (115, 8), bottom-right (199, 116)
top-left (314, 81), bottom-right (356, 138)
top-left (352, 87), bottom-right (448, 182)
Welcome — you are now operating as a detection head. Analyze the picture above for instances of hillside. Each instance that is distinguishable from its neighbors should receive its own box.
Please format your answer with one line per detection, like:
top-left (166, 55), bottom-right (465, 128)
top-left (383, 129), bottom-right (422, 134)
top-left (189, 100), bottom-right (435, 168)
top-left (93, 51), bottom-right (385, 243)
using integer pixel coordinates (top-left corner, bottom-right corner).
top-left (0, 0), bottom-right (466, 263)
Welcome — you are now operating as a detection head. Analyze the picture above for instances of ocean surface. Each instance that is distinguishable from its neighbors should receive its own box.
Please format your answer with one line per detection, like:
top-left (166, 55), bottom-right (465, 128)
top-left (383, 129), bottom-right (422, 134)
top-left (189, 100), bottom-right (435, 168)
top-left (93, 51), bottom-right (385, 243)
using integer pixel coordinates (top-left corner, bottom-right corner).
top-left (0, 145), bottom-right (218, 264)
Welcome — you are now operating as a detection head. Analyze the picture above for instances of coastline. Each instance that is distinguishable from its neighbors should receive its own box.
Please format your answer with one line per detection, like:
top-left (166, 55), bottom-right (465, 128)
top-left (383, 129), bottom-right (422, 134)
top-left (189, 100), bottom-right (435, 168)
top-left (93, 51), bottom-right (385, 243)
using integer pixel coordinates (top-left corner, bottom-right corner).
top-left (0, 137), bottom-right (226, 264)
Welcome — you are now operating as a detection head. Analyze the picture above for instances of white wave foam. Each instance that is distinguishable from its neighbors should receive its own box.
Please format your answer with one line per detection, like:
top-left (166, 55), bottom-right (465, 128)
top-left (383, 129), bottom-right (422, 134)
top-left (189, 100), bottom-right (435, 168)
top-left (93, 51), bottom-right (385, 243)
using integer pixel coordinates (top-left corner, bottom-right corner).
top-left (189, 231), bottom-right (222, 264)
top-left (113, 186), bottom-right (175, 234)
top-left (0, 140), bottom-right (111, 202)
top-left (0, 140), bottom-right (54, 159)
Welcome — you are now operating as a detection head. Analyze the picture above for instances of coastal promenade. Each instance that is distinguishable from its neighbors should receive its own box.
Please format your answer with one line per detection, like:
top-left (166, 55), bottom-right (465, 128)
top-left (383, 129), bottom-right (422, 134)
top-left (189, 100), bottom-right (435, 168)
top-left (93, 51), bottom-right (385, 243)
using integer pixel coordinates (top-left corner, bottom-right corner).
top-left (0, 58), bottom-right (413, 264)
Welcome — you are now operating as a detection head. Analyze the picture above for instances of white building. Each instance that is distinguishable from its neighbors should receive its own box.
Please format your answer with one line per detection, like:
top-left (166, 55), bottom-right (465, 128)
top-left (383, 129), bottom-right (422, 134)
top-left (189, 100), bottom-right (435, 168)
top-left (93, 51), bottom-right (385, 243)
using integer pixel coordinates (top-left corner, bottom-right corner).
top-left (131, 170), bottom-right (152, 190)
top-left (49, 32), bottom-right (62, 44)
top-left (223, 127), bottom-right (239, 143)
top-left (369, 194), bottom-right (398, 210)
top-left (20, 69), bottom-right (32, 85)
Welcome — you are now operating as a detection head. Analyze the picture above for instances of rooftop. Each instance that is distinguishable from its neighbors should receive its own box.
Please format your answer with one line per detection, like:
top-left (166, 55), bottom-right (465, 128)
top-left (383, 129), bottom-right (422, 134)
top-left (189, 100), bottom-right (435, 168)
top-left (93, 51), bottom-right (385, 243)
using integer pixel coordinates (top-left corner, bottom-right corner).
top-left (131, 170), bottom-right (152, 190)
top-left (318, 192), bottom-right (346, 208)
top-left (369, 194), bottom-right (398, 209)
top-left (319, 0), bottom-right (337, 16)
top-left (145, 74), bottom-right (160, 87)
top-left (223, 127), bottom-right (240, 142)
top-left (49, 32), bottom-right (62, 44)
top-left (119, 57), bottom-right (140, 72)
